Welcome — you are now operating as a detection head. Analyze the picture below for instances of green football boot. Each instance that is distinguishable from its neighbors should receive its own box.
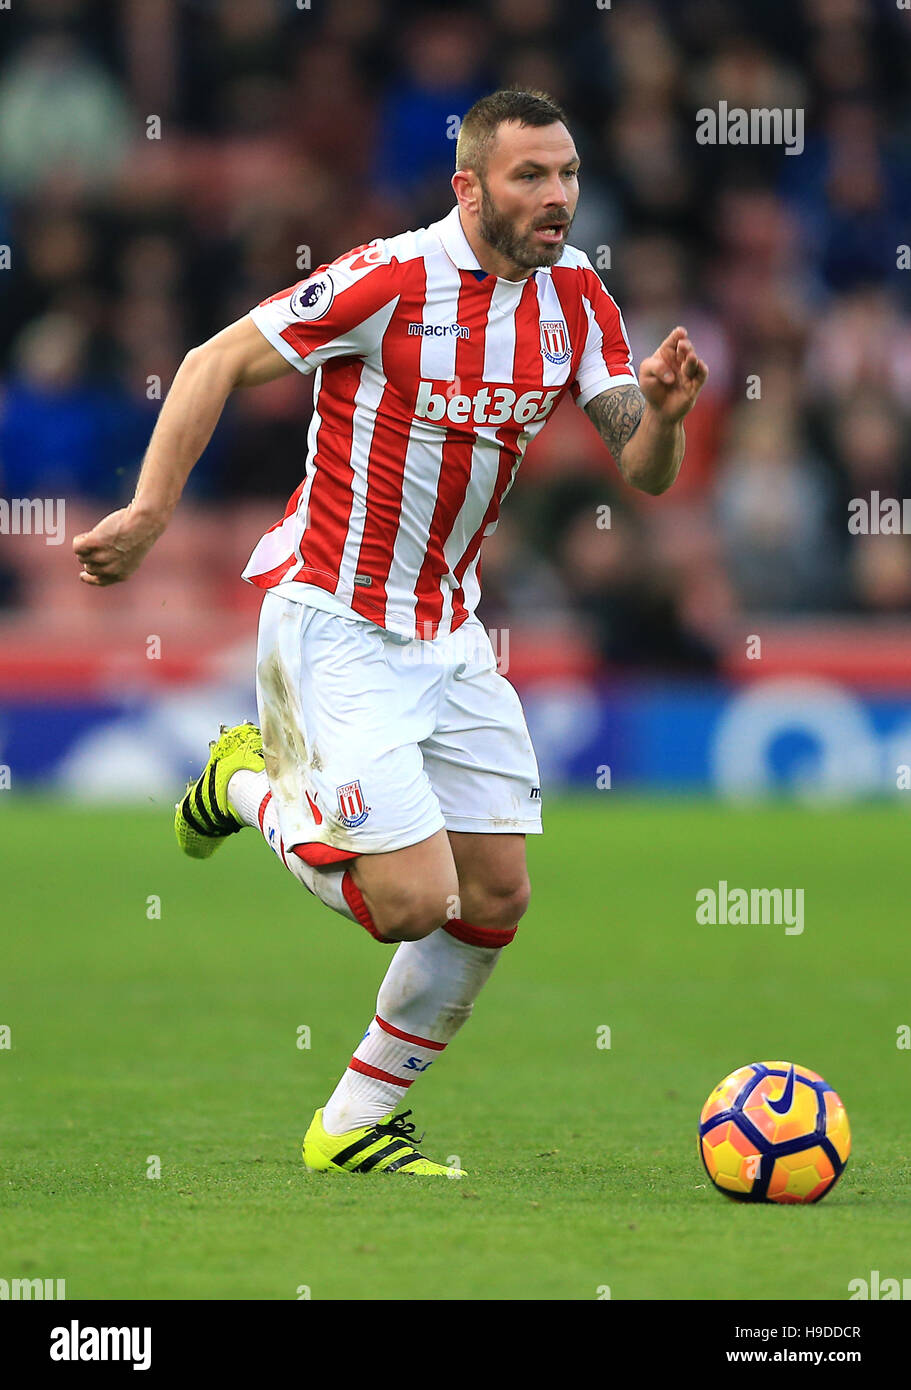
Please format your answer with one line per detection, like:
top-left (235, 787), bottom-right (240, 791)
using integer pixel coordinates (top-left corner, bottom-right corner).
top-left (174, 721), bottom-right (264, 860)
top-left (303, 1108), bottom-right (466, 1177)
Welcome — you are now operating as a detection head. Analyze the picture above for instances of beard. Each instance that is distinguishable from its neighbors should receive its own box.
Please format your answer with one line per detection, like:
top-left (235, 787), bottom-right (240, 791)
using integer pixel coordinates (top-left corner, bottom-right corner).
top-left (477, 182), bottom-right (573, 270)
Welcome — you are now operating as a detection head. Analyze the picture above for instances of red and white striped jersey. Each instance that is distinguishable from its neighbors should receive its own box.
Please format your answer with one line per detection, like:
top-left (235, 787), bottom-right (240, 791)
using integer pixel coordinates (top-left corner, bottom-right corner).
top-left (242, 206), bottom-right (636, 639)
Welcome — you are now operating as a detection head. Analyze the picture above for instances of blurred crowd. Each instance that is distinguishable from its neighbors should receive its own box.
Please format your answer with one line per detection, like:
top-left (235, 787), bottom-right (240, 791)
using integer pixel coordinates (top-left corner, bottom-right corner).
top-left (1, 0), bottom-right (910, 673)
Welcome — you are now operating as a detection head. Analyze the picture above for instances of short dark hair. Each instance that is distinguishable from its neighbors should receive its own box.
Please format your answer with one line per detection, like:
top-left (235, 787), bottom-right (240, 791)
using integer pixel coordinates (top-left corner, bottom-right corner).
top-left (456, 87), bottom-right (570, 179)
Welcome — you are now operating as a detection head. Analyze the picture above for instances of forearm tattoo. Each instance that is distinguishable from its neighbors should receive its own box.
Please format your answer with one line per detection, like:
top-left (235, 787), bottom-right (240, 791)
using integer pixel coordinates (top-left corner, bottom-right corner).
top-left (584, 385), bottom-right (645, 461)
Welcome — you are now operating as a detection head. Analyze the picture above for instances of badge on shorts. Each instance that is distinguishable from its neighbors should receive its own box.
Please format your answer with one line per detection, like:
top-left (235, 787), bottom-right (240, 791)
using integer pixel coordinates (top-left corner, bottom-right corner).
top-left (336, 780), bottom-right (370, 828)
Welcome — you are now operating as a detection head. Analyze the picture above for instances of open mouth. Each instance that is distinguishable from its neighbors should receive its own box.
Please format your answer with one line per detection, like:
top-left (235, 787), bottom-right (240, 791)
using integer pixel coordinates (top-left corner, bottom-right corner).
top-left (534, 224), bottom-right (566, 244)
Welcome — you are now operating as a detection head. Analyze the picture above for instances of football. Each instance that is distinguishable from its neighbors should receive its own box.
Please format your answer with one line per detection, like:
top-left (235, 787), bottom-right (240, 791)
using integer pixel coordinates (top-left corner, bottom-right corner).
top-left (698, 1061), bottom-right (851, 1204)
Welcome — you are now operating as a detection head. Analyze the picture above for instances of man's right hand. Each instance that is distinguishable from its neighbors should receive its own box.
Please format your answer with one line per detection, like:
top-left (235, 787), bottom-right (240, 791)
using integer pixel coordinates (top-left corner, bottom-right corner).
top-left (73, 504), bottom-right (167, 586)
top-left (73, 315), bottom-right (295, 588)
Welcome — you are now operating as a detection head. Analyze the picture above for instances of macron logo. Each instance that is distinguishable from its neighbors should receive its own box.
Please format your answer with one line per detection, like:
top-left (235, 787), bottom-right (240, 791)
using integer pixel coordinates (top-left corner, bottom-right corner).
top-left (408, 322), bottom-right (470, 338)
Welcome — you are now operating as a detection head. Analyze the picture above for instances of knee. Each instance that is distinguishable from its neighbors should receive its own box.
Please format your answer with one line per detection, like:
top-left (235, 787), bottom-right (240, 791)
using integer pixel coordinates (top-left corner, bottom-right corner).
top-left (371, 884), bottom-right (456, 943)
top-left (459, 872), bottom-right (531, 932)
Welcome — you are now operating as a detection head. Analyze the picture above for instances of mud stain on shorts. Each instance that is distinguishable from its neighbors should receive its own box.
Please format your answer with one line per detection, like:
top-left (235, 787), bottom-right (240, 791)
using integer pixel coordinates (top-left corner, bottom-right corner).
top-left (257, 638), bottom-right (347, 850)
top-left (257, 646), bottom-right (310, 815)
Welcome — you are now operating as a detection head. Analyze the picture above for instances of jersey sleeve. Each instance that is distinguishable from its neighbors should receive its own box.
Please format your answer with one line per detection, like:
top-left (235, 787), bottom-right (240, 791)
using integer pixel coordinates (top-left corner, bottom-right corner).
top-left (249, 240), bottom-right (398, 375)
top-left (570, 255), bottom-right (638, 409)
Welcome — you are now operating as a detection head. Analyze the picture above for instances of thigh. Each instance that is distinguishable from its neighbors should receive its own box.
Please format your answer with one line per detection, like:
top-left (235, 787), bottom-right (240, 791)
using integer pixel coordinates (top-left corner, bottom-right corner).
top-left (448, 831), bottom-right (530, 896)
top-left (256, 593), bottom-right (445, 858)
top-left (448, 831), bottom-right (531, 927)
top-left (421, 618), bottom-right (543, 837)
top-left (350, 827), bottom-right (459, 939)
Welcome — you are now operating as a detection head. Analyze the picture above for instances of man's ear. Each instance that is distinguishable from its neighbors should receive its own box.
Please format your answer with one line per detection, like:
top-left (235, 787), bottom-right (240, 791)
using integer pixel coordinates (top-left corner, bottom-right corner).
top-left (452, 169), bottom-right (480, 215)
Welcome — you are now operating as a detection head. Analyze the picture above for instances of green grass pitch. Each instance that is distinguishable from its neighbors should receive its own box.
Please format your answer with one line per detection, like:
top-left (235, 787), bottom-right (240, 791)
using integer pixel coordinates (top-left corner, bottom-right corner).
top-left (1, 795), bottom-right (908, 1300)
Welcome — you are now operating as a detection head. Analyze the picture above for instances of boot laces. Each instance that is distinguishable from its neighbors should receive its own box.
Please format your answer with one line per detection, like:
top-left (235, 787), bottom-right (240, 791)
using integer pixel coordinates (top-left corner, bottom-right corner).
top-left (374, 1109), bottom-right (425, 1146)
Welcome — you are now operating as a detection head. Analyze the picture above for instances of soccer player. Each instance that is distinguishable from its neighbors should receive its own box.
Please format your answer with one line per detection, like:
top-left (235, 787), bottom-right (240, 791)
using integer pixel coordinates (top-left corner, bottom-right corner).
top-left (74, 90), bottom-right (707, 1176)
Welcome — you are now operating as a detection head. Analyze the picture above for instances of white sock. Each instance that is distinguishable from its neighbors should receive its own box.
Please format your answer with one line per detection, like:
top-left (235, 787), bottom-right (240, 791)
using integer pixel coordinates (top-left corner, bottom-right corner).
top-left (227, 768), bottom-right (355, 922)
top-left (321, 928), bottom-right (503, 1134)
top-left (227, 767), bottom-right (267, 828)
top-left (231, 774), bottom-right (513, 1133)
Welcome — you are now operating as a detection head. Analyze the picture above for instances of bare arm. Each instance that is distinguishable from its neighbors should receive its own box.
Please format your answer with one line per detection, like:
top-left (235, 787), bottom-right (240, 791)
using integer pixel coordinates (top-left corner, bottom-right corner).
top-left (584, 326), bottom-right (708, 496)
top-left (73, 316), bottom-right (294, 585)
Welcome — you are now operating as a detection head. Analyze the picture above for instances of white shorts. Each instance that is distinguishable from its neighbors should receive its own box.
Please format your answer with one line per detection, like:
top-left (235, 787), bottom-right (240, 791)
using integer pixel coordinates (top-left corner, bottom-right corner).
top-left (255, 592), bottom-right (542, 861)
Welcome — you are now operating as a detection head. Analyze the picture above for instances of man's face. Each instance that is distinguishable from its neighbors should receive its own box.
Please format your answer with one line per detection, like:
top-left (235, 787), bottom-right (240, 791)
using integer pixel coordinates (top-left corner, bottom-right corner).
top-left (476, 120), bottom-right (580, 271)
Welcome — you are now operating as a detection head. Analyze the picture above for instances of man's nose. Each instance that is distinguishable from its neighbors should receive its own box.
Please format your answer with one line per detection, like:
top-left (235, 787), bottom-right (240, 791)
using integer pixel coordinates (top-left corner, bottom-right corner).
top-left (542, 175), bottom-right (570, 205)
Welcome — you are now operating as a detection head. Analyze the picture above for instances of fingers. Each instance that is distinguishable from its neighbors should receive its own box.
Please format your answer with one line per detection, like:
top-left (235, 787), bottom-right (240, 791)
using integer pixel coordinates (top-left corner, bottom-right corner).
top-left (643, 353), bottom-right (687, 387)
top-left (660, 325), bottom-right (688, 353)
top-left (673, 330), bottom-right (696, 373)
top-left (72, 530), bottom-right (101, 564)
top-left (652, 328), bottom-right (709, 389)
top-left (640, 358), bottom-right (672, 387)
top-left (73, 530), bottom-right (125, 585)
top-left (655, 327), bottom-right (691, 382)
top-left (682, 351), bottom-right (709, 385)
top-left (78, 563), bottom-right (123, 585)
